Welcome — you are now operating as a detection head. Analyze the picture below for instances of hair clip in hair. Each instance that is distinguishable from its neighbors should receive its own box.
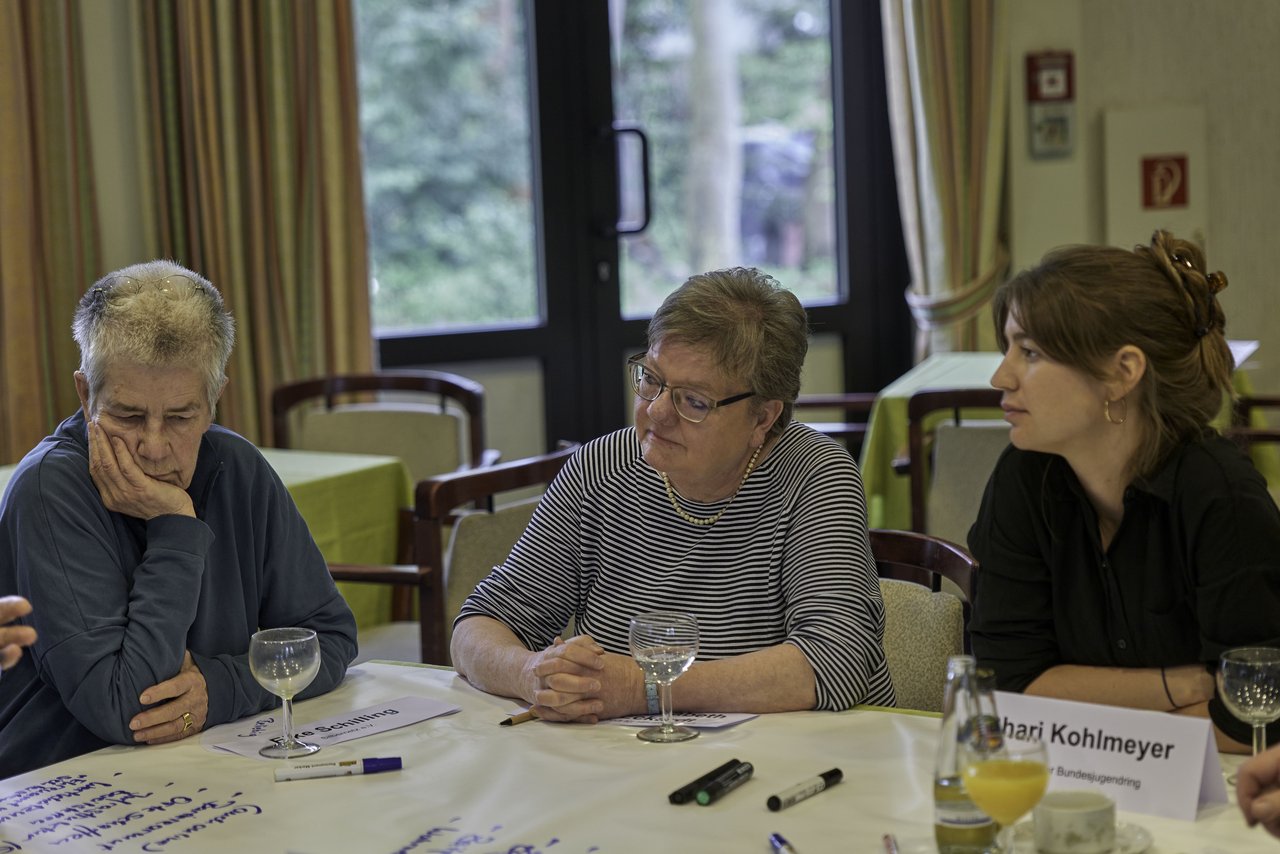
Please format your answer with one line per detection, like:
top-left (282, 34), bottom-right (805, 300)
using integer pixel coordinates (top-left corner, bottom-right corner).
top-left (1206, 270), bottom-right (1228, 295)
top-left (1172, 252), bottom-right (1194, 270)
top-left (1194, 325), bottom-right (1210, 339)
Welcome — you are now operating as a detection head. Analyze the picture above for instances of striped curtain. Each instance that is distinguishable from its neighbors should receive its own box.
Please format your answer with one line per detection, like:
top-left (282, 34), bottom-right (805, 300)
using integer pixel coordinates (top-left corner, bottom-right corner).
top-left (129, 0), bottom-right (372, 443)
top-left (0, 0), bottom-right (100, 463)
top-left (881, 0), bottom-right (1010, 357)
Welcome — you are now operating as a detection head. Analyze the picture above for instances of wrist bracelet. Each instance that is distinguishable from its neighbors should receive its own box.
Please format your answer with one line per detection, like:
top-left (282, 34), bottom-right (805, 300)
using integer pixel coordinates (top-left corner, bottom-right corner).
top-left (1160, 666), bottom-right (1178, 710)
top-left (644, 679), bottom-right (660, 715)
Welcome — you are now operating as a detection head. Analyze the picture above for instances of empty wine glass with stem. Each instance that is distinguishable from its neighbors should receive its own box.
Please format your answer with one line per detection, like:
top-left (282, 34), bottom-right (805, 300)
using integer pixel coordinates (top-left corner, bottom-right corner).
top-left (1217, 647), bottom-right (1280, 758)
top-left (629, 611), bottom-right (699, 743)
top-left (249, 627), bottom-right (322, 759)
top-left (961, 734), bottom-right (1050, 853)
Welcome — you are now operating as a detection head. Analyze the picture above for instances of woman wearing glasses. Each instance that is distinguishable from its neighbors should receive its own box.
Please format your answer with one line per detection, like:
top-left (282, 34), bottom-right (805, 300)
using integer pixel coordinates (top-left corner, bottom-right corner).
top-left (452, 267), bottom-right (895, 721)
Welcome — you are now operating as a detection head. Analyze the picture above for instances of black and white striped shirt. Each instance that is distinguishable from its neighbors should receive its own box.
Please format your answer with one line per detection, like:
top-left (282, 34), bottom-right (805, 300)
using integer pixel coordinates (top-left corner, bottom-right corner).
top-left (457, 420), bottom-right (896, 710)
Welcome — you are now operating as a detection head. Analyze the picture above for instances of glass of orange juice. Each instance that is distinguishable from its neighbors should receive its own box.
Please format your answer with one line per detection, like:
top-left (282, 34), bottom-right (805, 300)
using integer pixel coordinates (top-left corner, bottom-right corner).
top-left (961, 736), bottom-right (1049, 852)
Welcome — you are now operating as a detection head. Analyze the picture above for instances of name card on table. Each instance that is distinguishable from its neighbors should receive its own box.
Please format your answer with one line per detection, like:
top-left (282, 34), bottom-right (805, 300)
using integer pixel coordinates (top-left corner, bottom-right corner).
top-left (995, 691), bottom-right (1227, 820)
top-left (206, 696), bottom-right (459, 759)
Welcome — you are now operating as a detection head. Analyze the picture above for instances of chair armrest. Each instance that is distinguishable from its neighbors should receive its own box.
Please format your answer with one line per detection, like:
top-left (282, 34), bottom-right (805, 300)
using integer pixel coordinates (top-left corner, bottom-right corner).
top-left (457, 448), bottom-right (503, 472)
top-left (794, 392), bottom-right (878, 413)
top-left (328, 563), bottom-right (435, 587)
top-left (329, 562), bottom-right (448, 663)
top-left (804, 422), bottom-right (869, 440)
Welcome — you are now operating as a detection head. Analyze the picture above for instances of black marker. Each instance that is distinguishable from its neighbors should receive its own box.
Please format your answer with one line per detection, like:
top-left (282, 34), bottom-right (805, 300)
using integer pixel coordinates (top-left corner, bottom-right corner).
top-left (669, 758), bottom-right (742, 805)
top-left (695, 760), bottom-right (754, 805)
top-left (766, 767), bottom-right (842, 811)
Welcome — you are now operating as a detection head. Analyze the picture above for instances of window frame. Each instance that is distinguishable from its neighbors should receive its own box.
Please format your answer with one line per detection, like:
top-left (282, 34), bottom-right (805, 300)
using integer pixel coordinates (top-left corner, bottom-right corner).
top-left (375, 1), bottom-right (912, 448)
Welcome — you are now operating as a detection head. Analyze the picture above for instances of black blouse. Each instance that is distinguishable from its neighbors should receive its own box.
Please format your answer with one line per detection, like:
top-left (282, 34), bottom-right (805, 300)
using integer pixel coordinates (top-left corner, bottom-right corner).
top-left (968, 433), bottom-right (1280, 745)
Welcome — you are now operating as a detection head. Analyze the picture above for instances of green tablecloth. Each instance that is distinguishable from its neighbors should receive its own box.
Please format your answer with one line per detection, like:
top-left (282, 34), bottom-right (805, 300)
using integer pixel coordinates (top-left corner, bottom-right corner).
top-left (858, 350), bottom-right (1279, 532)
top-left (259, 448), bottom-right (412, 628)
top-left (0, 448), bottom-right (412, 630)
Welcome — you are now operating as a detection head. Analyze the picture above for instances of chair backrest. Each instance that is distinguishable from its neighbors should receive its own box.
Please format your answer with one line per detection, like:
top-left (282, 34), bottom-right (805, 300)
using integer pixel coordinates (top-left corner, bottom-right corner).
top-left (442, 498), bottom-right (541, 651)
top-left (327, 443), bottom-right (576, 665)
top-left (1224, 394), bottom-right (1280, 507)
top-left (792, 392), bottom-right (878, 457)
top-left (926, 421), bottom-right (1013, 546)
top-left (878, 578), bottom-right (962, 713)
top-left (414, 443), bottom-right (578, 664)
top-left (868, 528), bottom-right (979, 712)
top-left (1227, 394), bottom-right (1280, 448)
top-left (271, 371), bottom-right (489, 482)
top-left (868, 528), bottom-right (977, 609)
top-left (906, 388), bottom-right (1006, 535)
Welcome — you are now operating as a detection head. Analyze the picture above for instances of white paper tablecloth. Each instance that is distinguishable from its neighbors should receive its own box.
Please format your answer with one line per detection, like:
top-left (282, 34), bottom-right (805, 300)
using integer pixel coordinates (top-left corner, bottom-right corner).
top-left (0, 662), bottom-right (1267, 853)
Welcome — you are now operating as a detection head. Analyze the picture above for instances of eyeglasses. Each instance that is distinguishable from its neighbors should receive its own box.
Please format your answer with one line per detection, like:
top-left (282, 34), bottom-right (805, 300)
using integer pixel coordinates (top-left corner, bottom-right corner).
top-left (627, 354), bottom-right (754, 424)
top-left (94, 274), bottom-right (204, 298)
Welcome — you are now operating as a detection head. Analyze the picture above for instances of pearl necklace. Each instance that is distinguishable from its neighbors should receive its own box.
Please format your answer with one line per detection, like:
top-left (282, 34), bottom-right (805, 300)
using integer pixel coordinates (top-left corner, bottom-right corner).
top-left (661, 443), bottom-right (764, 527)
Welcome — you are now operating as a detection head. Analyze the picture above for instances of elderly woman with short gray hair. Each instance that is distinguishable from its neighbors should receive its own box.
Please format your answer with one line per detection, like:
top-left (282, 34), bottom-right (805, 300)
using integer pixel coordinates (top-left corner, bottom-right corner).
top-left (452, 267), bottom-right (895, 721)
top-left (0, 260), bottom-right (356, 778)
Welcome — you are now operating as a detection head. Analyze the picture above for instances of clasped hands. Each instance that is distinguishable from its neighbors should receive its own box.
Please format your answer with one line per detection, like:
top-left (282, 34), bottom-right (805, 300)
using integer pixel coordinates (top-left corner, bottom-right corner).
top-left (2, 594), bottom-right (204, 745)
top-left (129, 650), bottom-right (209, 744)
top-left (522, 635), bottom-right (641, 723)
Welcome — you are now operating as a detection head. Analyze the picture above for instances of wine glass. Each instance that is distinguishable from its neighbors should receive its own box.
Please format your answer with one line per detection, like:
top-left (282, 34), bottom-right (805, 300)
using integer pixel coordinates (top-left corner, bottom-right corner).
top-left (628, 611), bottom-right (699, 743)
top-left (961, 736), bottom-right (1050, 853)
top-left (249, 627), bottom-right (322, 759)
top-left (1218, 647), bottom-right (1280, 757)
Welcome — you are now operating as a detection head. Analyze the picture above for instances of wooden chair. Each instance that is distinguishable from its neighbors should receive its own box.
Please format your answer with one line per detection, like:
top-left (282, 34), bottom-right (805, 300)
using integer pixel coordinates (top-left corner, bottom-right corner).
top-left (273, 370), bottom-right (503, 617)
top-left (271, 370), bottom-right (501, 484)
top-left (868, 528), bottom-right (979, 712)
top-left (329, 443), bottom-right (578, 665)
top-left (792, 392), bottom-right (878, 457)
top-left (905, 388), bottom-right (1006, 537)
top-left (1226, 394), bottom-right (1280, 448)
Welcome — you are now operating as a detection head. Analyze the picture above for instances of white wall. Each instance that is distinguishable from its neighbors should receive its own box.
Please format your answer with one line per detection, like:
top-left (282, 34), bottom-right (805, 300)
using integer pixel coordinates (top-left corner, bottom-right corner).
top-left (1007, 0), bottom-right (1088, 270)
top-left (1008, 0), bottom-right (1280, 391)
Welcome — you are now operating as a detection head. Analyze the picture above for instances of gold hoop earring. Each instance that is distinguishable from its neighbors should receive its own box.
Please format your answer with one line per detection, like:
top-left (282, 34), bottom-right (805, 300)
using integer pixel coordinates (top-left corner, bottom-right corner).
top-left (1104, 397), bottom-right (1127, 426)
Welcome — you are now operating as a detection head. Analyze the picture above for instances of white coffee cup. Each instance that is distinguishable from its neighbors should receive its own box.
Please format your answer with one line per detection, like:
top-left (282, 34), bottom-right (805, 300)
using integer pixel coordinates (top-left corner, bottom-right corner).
top-left (1032, 789), bottom-right (1116, 854)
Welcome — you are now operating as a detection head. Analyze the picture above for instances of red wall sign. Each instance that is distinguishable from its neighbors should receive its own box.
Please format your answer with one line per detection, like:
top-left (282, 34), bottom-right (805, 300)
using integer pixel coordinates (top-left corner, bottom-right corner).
top-left (1142, 155), bottom-right (1189, 209)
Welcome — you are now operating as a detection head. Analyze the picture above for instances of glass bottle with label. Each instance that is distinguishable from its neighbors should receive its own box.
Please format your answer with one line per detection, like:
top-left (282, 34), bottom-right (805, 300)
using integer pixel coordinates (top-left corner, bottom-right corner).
top-left (934, 655), bottom-right (998, 853)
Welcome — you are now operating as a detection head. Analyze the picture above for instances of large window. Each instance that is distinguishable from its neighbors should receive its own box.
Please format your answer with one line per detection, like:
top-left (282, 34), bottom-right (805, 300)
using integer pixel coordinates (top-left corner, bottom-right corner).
top-left (355, 0), bottom-right (537, 333)
top-left (612, 1), bottom-right (838, 317)
top-left (355, 1), bottom-right (911, 448)
top-left (357, 0), bottom-right (841, 328)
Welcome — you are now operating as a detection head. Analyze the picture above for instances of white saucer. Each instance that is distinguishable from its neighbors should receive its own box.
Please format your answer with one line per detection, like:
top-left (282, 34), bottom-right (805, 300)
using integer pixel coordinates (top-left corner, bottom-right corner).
top-left (1009, 819), bottom-right (1154, 854)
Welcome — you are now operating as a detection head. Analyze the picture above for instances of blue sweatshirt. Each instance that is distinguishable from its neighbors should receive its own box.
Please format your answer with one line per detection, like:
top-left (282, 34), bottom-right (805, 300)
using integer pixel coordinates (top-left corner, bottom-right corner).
top-left (0, 411), bottom-right (357, 778)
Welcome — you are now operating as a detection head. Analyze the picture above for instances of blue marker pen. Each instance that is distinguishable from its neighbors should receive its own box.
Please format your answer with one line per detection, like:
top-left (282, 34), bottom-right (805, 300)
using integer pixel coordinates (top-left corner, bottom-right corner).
top-left (770, 832), bottom-right (799, 853)
top-left (273, 757), bottom-right (402, 782)
top-left (695, 760), bottom-right (753, 805)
